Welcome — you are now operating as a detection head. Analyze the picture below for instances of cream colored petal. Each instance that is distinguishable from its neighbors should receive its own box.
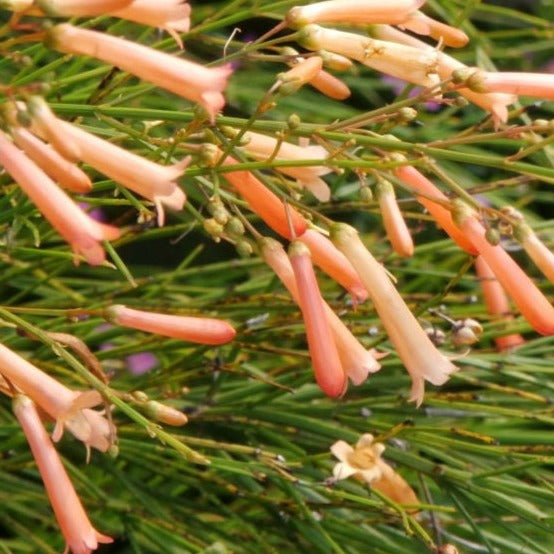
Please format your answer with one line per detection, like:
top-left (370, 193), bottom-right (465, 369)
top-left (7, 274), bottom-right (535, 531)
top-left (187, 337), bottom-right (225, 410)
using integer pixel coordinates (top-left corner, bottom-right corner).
top-left (330, 439), bottom-right (354, 462)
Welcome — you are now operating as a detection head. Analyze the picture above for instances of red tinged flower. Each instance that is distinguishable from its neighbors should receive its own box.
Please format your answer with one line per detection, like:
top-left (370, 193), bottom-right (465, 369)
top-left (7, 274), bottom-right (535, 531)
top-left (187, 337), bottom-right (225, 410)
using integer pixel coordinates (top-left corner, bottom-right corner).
top-left (298, 229), bottom-right (369, 303)
top-left (394, 165), bottom-right (477, 254)
top-left (376, 179), bottom-right (414, 258)
top-left (288, 240), bottom-right (347, 397)
top-left (466, 70), bottom-right (554, 100)
top-left (261, 237), bottom-right (380, 387)
top-left (331, 223), bottom-right (458, 405)
top-left (105, 305), bottom-right (236, 345)
top-left (0, 131), bottom-right (120, 266)
top-left (13, 395), bottom-right (113, 554)
top-left (474, 256), bottom-right (525, 351)
top-left (453, 201), bottom-right (554, 336)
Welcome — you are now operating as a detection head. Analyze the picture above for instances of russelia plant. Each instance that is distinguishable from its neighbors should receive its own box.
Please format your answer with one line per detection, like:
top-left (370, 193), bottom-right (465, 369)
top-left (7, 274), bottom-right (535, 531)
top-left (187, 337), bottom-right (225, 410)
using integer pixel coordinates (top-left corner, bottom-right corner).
top-left (0, 0), bottom-right (553, 552)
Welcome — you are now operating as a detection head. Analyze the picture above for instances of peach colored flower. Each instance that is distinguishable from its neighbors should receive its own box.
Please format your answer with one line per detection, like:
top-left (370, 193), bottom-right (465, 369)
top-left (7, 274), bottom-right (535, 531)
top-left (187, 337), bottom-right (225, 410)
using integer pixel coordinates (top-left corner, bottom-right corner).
top-left (110, 0), bottom-right (191, 48)
top-left (399, 11), bottom-right (469, 47)
top-left (376, 179), bottom-right (414, 257)
top-left (260, 237), bottom-right (380, 386)
top-left (514, 221), bottom-right (554, 285)
top-left (277, 56), bottom-right (324, 95)
top-left (330, 222), bottom-right (458, 405)
top-left (47, 23), bottom-right (231, 122)
top-left (393, 165), bottom-right (477, 254)
top-left (105, 305), bottom-right (236, 345)
top-left (453, 201), bottom-right (554, 335)
top-left (204, 146), bottom-right (307, 240)
top-left (288, 240), bottom-right (347, 397)
top-left (331, 434), bottom-right (420, 507)
top-left (240, 130), bottom-right (332, 201)
top-left (474, 256), bottom-right (525, 351)
top-left (11, 126), bottom-right (92, 193)
top-left (27, 97), bottom-right (188, 226)
top-left (0, 131), bottom-right (119, 265)
top-left (371, 25), bottom-right (515, 126)
top-left (286, 0), bottom-right (425, 28)
top-left (0, 342), bottom-right (113, 452)
top-left (13, 394), bottom-right (113, 554)
top-left (308, 69), bottom-right (351, 100)
top-left (35, 0), bottom-right (132, 15)
top-left (298, 229), bottom-right (368, 303)
top-left (466, 70), bottom-right (554, 100)
top-left (298, 24), bottom-right (439, 88)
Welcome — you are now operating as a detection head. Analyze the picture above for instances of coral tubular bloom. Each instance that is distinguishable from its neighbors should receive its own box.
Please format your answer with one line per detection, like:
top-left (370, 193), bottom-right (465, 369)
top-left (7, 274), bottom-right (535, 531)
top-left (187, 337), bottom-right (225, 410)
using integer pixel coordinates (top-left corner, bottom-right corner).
top-left (207, 148), bottom-right (307, 239)
top-left (309, 69), bottom-right (351, 100)
top-left (470, 71), bottom-right (554, 100)
top-left (0, 131), bottom-right (119, 265)
top-left (331, 434), bottom-right (419, 506)
top-left (288, 241), bottom-right (347, 397)
top-left (453, 201), bottom-right (554, 335)
top-left (474, 256), bottom-right (525, 351)
top-left (240, 130), bottom-right (332, 201)
top-left (105, 305), bottom-right (236, 345)
top-left (278, 56), bottom-right (324, 94)
top-left (376, 180), bottom-right (414, 258)
top-left (35, 0), bottom-right (132, 15)
top-left (260, 237), bottom-right (379, 385)
top-left (110, 0), bottom-right (191, 47)
top-left (371, 25), bottom-right (515, 125)
top-left (298, 229), bottom-right (368, 303)
top-left (298, 25), bottom-right (439, 88)
top-left (286, 0), bottom-right (425, 28)
top-left (11, 126), bottom-right (92, 193)
top-left (47, 24), bottom-right (231, 121)
top-left (394, 165), bottom-right (477, 254)
top-left (13, 395), bottom-right (113, 554)
top-left (400, 11), bottom-right (469, 48)
top-left (515, 222), bottom-right (554, 285)
top-left (331, 223), bottom-right (458, 405)
top-left (28, 97), bottom-right (187, 226)
top-left (0, 343), bottom-right (112, 452)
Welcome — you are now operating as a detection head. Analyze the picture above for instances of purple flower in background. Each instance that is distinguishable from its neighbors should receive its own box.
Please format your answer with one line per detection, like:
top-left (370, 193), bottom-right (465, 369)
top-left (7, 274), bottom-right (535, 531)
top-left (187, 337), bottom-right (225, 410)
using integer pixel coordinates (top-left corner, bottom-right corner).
top-left (125, 352), bottom-right (159, 376)
top-left (381, 74), bottom-right (441, 112)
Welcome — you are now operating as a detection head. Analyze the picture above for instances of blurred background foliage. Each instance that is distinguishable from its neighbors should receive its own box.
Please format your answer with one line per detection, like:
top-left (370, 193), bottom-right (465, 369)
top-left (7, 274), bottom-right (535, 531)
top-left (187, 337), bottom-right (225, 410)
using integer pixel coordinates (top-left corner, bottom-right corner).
top-left (1, 1), bottom-right (554, 552)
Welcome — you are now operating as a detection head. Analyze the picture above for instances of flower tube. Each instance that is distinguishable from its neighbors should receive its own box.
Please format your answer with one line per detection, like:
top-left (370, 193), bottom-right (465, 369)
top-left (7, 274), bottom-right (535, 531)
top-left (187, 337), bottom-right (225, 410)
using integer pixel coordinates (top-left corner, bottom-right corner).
top-left (0, 343), bottom-right (113, 452)
top-left (0, 131), bottom-right (119, 265)
top-left (308, 69), bottom-right (351, 100)
top-left (514, 222), bottom-right (554, 285)
top-left (260, 237), bottom-right (380, 385)
top-left (105, 305), bottom-right (236, 345)
top-left (288, 240), bottom-right (347, 397)
top-left (240, 130), bottom-right (332, 201)
top-left (47, 24), bottom-right (231, 121)
top-left (400, 11), bottom-right (469, 48)
top-left (11, 126), bottom-right (92, 193)
top-left (286, 0), bottom-right (425, 28)
top-left (453, 201), bottom-right (554, 336)
top-left (298, 24), bottom-right (439, 88)
top-left (467, 70), bottom-right (554, 100)
top-left (330, 222), bottom-right (458, 405)
top-left (34, 0), bottom-right (132, 15)
top-left (474, 256), bottom-right (525, 351)
top-left (13, 394), bottom-right (113, 554)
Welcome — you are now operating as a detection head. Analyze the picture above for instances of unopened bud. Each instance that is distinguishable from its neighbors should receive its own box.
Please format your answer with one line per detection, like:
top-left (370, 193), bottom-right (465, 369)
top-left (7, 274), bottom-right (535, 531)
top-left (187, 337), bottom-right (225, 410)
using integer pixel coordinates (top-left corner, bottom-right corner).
top-left (236, 239), bottom-right (254, 257)
top-left (288, 113), bottom-right (301, 129)
top-left (484, 227), bottom-right (501, 245)
top-left (398, 107), bottom-right (417, 122)
top-left (224, 217), bottom-right (245, 237)
top-left (203, 218), bottom-right (225, 241)
top-left (359, 186), bottom-right (373, 203)
top-left (425, 327), bottom-right (446, 346)
top-left (145, 401), bottom-right (188, 426)
top-left (452, 318), bottom-right (483, 346)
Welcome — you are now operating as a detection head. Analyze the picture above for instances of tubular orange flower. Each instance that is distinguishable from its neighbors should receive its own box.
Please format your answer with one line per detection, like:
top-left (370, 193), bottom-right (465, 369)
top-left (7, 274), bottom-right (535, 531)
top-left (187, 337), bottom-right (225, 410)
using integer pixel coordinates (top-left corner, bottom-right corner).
top-left (371, 25), bottom-right (515, 126)
top-left (205, 147), bottom-right (307, 239)
top-left (514, 221), bottom-right (554, 285)
top-left (393, 165), bottom-right (477, 254)
top-left (13, 395), bottom-right (113, 554)
top-left (260, 237), bottom-right (379, 386)
top-left (308, 69), bottom-right (351, 100)
top-left (27, 97), bottom-right (188, 226)
top-left (105, 305), bottom-right (236, 345)
top-left (35, 0), bottom-right (132, 15)
top-left (0, 131), bottom-right (120, 266)
top-left (11, 126), bottom-right (92, 193)
top-left (453, 201), bottom-right (554, 336)
top-left (240, 130), bottom-right (332, 201)
top-left (277, 56), bottom-right (324, 95)
top-left (298, 24), bottom-right (439, 88)
top-left (47, 24), bottom-right (231, 122)
top-left (330, 222), bottom-right (458, 405)
top-left (288, 241), bottom-right (347, 397)
top-left (376, 179), bottom-right (414, 258)
top-left (298, 229), bottom-right (368, 303)
top-left (474, 256), bottom-right (525, 351)
top-left (466, 70), bottom-right (554, 100)
top-left (399, 11), bottom-right (469, 47)
top-left (0, 343), bottom-right (113, 452)
top-left (286, 0), bottom-right (425, 28)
